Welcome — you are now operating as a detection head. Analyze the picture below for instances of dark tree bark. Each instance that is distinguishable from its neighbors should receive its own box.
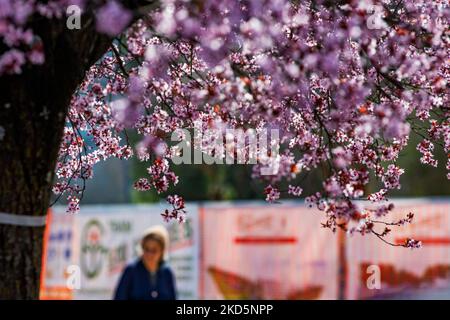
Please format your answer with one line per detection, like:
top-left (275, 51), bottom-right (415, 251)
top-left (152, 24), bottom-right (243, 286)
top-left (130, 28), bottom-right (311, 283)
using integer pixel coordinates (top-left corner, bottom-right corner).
top-left (0, 16), bottom-right (111, 299)
top-left (0, 0), bottom-right (156, 299)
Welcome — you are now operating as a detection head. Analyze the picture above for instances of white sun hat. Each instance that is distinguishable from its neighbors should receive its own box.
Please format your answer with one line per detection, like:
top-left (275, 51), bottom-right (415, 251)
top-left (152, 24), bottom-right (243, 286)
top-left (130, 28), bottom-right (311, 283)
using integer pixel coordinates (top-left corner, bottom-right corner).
top-left (136, 225), bottom-right (170, 260)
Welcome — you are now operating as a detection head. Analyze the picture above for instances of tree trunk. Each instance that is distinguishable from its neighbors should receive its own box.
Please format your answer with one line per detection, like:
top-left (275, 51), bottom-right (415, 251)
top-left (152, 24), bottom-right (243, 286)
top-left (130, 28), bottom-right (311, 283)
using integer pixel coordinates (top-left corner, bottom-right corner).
top-left (0, 17), bottom-right (111, 299)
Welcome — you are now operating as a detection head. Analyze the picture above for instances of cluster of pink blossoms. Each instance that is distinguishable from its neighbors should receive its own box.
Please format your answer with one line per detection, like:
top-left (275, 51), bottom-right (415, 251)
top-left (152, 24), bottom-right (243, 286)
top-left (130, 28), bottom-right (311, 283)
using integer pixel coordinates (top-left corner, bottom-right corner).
top-left (2, 0), bottom-right (448, 248)
top-left (0, 0), bottom-right (133, 74)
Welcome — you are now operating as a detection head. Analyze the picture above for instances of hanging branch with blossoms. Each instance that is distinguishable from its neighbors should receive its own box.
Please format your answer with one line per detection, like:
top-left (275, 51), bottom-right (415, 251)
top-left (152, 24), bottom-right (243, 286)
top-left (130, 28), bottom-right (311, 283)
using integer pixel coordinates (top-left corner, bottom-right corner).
top-left (2, 0), bottom-right (448, 248)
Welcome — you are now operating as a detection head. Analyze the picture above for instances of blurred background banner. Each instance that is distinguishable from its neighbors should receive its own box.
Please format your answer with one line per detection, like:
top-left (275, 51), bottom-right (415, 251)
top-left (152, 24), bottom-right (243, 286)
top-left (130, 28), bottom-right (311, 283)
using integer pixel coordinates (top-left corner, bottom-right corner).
top-left (40, 204), bottom-right (200, 300)
top-left (200, 202), bottom-right (338, 299)
top-left (40, 199), bottom-right (450, 300)
top-left (39, 211), bottom-right (76, 300)
top-left (346, 199), bottom-right (450, 299)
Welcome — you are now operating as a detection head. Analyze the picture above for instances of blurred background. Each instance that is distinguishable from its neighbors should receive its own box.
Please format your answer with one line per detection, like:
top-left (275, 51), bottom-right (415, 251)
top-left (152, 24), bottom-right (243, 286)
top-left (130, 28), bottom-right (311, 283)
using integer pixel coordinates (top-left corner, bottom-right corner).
top-left (41, 133), bottom-right (450, 300)
top-left (66, 133), bottom-right (450, 204)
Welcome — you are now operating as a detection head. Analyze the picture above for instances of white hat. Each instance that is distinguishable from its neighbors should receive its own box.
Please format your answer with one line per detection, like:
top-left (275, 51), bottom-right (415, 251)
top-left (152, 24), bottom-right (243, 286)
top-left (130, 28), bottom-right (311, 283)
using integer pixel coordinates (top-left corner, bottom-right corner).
top-left (136, 225), bottom-right (170, 260)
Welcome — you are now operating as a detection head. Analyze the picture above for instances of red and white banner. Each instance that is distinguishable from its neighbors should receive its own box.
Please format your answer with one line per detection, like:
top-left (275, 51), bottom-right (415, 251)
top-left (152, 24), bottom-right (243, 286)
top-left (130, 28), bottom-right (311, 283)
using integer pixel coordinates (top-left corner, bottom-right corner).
top-left (346, 200), bottom-right (450, 299)
top-left (200, 202), bottom-right (339, 299)
top-left (40, 199), bottom-right (450, 300)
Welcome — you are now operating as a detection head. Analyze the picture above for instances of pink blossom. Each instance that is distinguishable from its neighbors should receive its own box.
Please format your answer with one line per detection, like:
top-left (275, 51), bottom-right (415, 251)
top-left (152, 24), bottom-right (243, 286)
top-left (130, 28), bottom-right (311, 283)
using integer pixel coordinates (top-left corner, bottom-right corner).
top-left (288, 185), bottom-right (303, 197)
top-left (0, 49), bottom-right (25, 74)
top-left (66, 196), bottom-right (80, 214)
top-left (264, 185), bottom-right (280, 203)
top-left (405, 238), bottom-right (422, 249)
top-left (96, 0), bottom-right (132, 36)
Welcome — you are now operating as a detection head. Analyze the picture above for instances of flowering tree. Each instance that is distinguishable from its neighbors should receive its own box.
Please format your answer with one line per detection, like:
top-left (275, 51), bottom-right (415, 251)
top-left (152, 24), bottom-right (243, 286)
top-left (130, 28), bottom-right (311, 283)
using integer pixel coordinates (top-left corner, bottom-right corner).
top-left (0, 0), bottom-right (448, 298)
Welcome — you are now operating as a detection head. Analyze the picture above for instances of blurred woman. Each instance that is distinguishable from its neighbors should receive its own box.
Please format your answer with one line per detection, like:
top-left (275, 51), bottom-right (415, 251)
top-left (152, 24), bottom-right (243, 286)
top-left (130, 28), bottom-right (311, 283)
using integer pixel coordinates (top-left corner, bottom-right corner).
top-left (113, 226), bottom-right (177, 300)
